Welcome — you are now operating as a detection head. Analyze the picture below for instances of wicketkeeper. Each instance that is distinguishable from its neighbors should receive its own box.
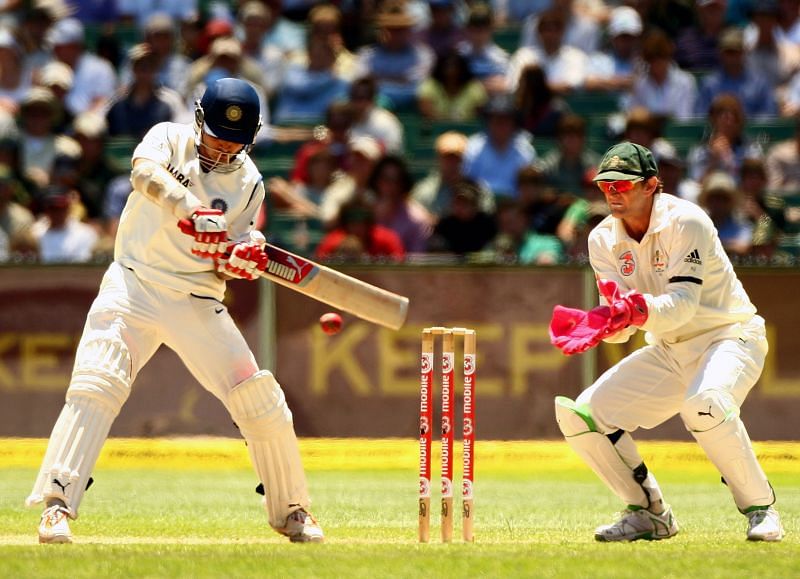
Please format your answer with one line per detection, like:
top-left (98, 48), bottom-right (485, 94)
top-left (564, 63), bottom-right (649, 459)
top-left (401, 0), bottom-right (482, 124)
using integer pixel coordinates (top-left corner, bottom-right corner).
top-left (549, 142), bottom-right (784, 542)
top-left (27, 78), bottom-right (323, 543)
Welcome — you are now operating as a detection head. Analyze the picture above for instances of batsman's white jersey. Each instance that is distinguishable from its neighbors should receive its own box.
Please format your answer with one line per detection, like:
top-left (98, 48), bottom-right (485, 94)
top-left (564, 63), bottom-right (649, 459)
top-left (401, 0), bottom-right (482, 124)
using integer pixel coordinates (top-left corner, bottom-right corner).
top-left (117, 122), bottom-right (265, 301)
top-left (28, 121), bottom-right (313, 529)
top-left (568, 193), bottom-right (774, 511)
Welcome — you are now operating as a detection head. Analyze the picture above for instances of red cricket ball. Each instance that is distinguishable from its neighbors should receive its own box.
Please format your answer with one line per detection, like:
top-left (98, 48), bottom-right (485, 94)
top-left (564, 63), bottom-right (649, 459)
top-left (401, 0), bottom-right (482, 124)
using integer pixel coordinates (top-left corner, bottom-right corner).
top-left (319, 312), bottom-right (343, 335)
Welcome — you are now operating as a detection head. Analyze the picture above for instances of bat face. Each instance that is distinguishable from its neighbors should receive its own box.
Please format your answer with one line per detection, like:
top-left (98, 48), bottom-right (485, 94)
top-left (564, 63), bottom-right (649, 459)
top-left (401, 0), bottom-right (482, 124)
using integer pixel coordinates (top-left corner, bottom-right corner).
top-left (264, 246), bottom-right (319, 286)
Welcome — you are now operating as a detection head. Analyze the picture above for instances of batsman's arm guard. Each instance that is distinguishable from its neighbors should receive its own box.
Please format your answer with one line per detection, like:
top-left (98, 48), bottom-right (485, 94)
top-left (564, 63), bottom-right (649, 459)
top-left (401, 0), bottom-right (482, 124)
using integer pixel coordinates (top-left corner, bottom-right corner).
top-left (130, 158), bottom-right (203, 220)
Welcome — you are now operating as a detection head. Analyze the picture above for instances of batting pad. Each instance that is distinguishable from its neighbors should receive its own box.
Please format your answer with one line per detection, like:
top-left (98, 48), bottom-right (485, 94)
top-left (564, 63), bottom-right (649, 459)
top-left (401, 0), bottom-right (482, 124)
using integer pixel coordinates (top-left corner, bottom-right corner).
top-left (227, 370), bottom-right (309, 528)
top-left (555, 397), bottom-right (660, 509)
top-left (27, 336), bottom-right (132, 518)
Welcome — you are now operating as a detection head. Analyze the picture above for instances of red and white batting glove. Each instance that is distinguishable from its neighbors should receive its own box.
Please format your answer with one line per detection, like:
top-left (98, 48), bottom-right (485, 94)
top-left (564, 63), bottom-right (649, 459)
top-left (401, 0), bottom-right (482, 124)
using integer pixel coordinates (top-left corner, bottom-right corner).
top-left (177, 209), bottom-right (228, 259)
top-left (216, 231), bottom-right (269, 281)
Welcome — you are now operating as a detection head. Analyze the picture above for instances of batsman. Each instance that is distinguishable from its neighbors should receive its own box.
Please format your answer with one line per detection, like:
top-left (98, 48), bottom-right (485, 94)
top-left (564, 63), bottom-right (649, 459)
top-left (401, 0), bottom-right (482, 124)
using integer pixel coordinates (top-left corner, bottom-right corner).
top-left (27, 78), bottom-right (323, 543)
top-left (549, 142), bottom-right (784, 542)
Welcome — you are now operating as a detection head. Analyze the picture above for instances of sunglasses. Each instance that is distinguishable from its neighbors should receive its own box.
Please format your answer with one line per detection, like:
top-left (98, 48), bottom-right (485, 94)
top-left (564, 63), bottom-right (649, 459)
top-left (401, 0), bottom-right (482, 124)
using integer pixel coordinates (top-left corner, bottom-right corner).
top-left (597, 178), bottom-right (643, 194)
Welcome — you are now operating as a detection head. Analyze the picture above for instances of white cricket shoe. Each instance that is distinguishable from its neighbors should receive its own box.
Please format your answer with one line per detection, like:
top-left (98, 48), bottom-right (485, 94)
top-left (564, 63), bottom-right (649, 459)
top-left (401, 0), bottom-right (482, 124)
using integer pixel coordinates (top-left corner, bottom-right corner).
top-left (746, 507), bottom-right (784, 542)
top-left (38, 505), bottom-right (72, 544)
top-left (595, 505), bottom-right (679, 542)
top-left (273, 508), bottom-right (324, 543)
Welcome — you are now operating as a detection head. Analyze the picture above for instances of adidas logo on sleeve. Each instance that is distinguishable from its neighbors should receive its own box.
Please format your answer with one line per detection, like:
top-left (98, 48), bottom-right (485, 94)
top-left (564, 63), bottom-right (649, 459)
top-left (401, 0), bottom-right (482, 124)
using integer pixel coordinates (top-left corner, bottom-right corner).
top-left (684, 249), bottom-right (702, 265)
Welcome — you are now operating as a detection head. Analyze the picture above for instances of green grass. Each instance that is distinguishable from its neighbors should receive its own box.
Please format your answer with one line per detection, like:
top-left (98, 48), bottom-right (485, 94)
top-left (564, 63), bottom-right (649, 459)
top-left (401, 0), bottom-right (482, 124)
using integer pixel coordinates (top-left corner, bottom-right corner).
top-left (1, 439), bottom-right (798, 578)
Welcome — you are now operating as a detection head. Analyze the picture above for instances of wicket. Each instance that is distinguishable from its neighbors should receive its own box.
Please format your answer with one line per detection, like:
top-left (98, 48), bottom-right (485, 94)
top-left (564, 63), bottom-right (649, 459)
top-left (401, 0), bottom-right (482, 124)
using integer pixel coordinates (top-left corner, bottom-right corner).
top-left (419, 327), bottom-right (476, 543)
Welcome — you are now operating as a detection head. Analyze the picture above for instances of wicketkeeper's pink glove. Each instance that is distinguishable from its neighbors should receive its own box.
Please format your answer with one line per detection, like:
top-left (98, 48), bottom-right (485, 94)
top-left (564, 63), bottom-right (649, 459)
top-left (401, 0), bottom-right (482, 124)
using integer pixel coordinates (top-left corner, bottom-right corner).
top-left (549, 304), bottom-right (614, 355)
top-left (177, 209), bottom-right (228, 259)
top-left (215, 231), bottom-right (269, 281)
top-left (549, 280), bottom-right (649, 356)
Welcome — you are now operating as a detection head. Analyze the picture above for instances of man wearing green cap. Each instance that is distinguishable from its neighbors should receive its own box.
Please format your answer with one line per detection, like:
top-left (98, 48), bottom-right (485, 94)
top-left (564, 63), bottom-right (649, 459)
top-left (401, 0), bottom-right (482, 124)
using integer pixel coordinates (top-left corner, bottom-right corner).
top-left (549, 141), bottom-right (784, 542)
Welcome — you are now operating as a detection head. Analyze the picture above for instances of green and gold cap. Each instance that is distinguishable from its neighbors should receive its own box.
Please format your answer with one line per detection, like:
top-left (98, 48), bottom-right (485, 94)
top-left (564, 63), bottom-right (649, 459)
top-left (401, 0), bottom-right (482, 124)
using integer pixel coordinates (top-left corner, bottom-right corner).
top-left (594, 141), bottom-right (659, 181)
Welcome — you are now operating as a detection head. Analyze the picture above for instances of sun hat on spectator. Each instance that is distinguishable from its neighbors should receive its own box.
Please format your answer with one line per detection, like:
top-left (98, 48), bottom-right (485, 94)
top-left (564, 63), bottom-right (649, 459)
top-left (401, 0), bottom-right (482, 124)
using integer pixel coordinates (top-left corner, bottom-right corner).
top-left (435, 132), bottom-right (468, 156)
top-left (350, 135), bottom-right (383, 161)
top-left (21, 86), bottom-right (59, 112)
top-left (719, 28), bottom-right (745, 51)
top-left (145, 12), bottom-right (175, 35)
top-left (376, 0), bottom-right (416, 28)
top-left (39, 61), bottom-right (74, 90)
top-left (239, 1), bottom-right (270, 21)
top-left (651, 139), bottom-right (684, 168)
top-left (128, 43), bottom-right (155, 65)
top-left (46, 17), bottom-right (84, 47)
top-left (608, 6), bottom-right (642, 37)
top-left (73, 112), bottom-right (107, 139)
top-left (698, 171), bottom-right (742, 207)
top-left (310, 3), bottom-right (341, 26)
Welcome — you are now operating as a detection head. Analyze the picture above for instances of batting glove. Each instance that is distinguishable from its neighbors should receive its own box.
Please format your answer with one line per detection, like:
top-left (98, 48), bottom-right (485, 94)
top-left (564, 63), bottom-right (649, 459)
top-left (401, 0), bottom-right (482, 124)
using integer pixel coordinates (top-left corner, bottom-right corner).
top-left (177, 209), bottom-right (228, 259)
top-left (216, 231), bottom-right (269, 281)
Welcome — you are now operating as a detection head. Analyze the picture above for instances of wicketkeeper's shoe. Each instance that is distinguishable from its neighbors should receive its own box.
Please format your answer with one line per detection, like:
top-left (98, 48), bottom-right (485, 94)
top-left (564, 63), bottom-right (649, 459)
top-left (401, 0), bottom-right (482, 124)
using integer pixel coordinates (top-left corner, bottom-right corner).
top-left (594, 505), bottom-right (679, 542)
top-left (273, 508), bottom-right (324, 543)
top-left (746, 506), bottom-right (784, 542)
top-left (38, 505), bottom-right (72, 544)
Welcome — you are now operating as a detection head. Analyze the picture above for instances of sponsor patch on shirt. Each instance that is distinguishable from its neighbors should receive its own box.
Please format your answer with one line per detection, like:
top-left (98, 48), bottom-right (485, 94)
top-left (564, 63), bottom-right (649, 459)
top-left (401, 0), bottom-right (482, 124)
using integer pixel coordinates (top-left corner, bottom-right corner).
top-left (652, 249), bottom-right (666, 273)
top-left (619, 250), bottom-right (635, 276)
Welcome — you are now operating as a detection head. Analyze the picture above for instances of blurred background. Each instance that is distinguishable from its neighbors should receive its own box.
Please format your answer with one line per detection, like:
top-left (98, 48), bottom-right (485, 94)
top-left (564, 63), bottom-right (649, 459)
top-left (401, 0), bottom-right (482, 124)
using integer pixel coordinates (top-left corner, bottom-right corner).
top-left (0, 0), bottom-right (799, 442)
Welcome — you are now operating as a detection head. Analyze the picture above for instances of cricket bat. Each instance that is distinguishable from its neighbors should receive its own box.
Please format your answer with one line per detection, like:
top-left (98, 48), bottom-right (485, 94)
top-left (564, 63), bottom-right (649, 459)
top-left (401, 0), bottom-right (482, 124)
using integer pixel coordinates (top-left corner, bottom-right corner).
top-left (178, 218), bottom-right (409, 329)
top-left (260, 243), bottom-right (409, 330)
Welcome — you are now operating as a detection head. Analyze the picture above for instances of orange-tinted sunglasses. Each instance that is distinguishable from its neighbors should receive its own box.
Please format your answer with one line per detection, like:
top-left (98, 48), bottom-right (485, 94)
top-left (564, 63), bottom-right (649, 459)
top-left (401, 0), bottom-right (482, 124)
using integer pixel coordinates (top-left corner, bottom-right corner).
top-left (597, 178), bottom-right (643, 194)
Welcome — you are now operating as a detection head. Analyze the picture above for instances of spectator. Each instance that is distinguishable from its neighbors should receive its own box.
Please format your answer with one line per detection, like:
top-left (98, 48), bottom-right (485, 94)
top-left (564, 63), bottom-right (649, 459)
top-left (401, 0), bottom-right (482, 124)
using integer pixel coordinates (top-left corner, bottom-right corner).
top-left (413, 131), bottom-right (495, 220)
top-left (507, 8), bottom-right (590, 94)
top-left (514, 63), bottom-right (570, 137)
top-left (744, 0), bottom-right (800, 89)
top-left (428, 178), bottom-right (497, 254)
top-left (675, 0), bottom-right (728, 71)
top-left (349, 76), bottom-right (404, 153)
top-left (585, 6), bottom-right (643, 92)
top-left (291, 101), bottom-right (354, 185)
top-left (535, 114), bottom-right (602, 197)
top-left (687, 93), bottom-right (763, 183)
top-left (257, 0), bottom-right (306, 56)
top-left (423, 0), bottom-right (466, 58)
top-left (740, 157), bottom-right (791, 259)
top-left (18, 87), bottom-right (62, 189)
top-left (31, 185), bottom-right (98, 263)
top-left (697, 171), bottom-right (752, 256)
top-left (116, 0), bottom-right (197, 28)
top-left (107, 44), bottom-right (186, 139)
top-left (651, 138), bottom-right (699, 202)
top-left (776, 0), bottom-right (800, 44)
top-left (563, 199), bottom-right (609, 262)
top-left (0, 27), bottom-right (34, 108)
top-left (19, 2), bottom-right (67, 71)
top-left (269, 142), bottom-right (336, 215)
top-left (516, 165), bottom-right (573, 236)
top-left (185, 36), bottom-right (264, 105)
top-left (489, 198), bottom-right (563, 264)
top-left (621, 106), bottom-right (662, 149)
top-left (37, 61), bottom-right (75, 132)
top-left (300, 3), bottom-right (358, 81)
top-left (316, 198), bottom-right (405, 262)
top-left (238, 2), bottom-right (286, 97)
top-left (628, 29), bottom-right (698, 120)
top-left (72, 112), bottom-right (119, 224)
top-left (370, 154), bottom-right (432, 253)
top-left (273, 32), bottom-right (350, 125)
top-left (765, 116), bottom-right (800, 195)
top-left (417, 50), bottom-right (488, 121)
top-left (46, 18), bottom-right (117, 116)
top-left (136, 13), bottom-right (192, 96)
top-left (0, 164), bottom-right (36, 256)
top-left (319, 135), bottom-right (383, 226)
top-left (463, 92), bottom-right (536, 198)
top-left (355, 0), bottom-right (434, 110)
top-left (696, 28), bottom-right (777, 118)
top-left (520, 0), bottom-right (601, 55)
top-left (456, 2), bottom-right (509, 93)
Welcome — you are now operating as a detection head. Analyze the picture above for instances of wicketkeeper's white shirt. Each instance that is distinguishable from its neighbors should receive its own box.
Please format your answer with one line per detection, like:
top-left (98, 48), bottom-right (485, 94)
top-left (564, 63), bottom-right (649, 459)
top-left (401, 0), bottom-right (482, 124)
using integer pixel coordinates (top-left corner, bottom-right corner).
top-left (588, 193), bottom-right (757, 347)
top-left (115, 122), bottom-right (264, 301)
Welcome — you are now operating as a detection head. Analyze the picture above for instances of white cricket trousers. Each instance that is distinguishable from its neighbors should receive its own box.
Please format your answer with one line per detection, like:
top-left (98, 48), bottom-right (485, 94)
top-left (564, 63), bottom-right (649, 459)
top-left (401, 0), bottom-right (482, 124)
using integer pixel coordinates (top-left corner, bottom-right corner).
top-left (577, 316), bottom-right (768, 432)
top-left (86, 261), bottom-right (259, 400)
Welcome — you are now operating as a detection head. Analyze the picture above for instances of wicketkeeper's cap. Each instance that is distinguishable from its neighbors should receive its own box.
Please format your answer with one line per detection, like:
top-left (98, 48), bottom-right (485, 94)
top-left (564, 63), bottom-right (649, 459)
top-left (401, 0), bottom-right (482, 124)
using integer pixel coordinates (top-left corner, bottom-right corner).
top-left (594, 141), bottom-right (659, 181)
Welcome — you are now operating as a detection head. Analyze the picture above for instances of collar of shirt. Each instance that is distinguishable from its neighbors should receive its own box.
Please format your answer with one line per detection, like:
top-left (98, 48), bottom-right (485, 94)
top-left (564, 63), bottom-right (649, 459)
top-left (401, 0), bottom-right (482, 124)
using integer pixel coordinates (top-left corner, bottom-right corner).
top-left (612, 192), bottom-right (670, 244)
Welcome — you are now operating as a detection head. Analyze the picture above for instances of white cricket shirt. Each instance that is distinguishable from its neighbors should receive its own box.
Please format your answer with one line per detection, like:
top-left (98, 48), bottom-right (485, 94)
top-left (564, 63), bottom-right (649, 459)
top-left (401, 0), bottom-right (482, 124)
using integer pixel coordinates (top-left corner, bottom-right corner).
top-left (588, 193), bottom-right (756, 346)
top-left (115, 122), bottom-right (265, 301)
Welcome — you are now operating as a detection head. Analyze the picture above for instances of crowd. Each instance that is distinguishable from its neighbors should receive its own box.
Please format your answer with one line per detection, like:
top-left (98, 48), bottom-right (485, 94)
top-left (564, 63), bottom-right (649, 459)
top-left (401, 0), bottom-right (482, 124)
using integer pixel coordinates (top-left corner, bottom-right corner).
top-left (2, 0), bottom-right (800, 265)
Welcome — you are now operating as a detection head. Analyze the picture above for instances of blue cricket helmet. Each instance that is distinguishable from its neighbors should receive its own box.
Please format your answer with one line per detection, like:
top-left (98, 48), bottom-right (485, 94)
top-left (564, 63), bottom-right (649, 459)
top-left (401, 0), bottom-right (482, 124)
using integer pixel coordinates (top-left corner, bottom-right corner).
top-left (197, 77), bottom-right (261, 145)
